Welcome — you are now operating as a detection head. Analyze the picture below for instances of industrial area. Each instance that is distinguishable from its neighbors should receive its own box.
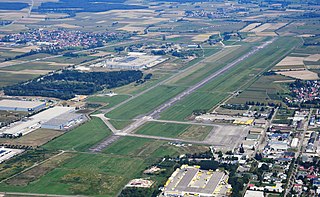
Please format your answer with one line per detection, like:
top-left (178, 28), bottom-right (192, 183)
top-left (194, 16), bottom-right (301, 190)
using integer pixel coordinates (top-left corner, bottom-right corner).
top-left (91, 52), bottom-right (168, 70)
top-left (162, 165), bottom-right (231, 197)
top-left (0, 99), bottom-right (86, 139)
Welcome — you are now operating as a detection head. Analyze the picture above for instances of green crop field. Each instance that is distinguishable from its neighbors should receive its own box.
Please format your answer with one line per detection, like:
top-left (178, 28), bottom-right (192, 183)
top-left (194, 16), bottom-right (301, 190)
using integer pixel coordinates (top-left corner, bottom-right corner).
top-left (0, 72), bottom-right (39, 87)
top-left (0, 62), bottom-right (65, 71)
top-left (0, 136), bottom-right (209, 196)
top-left (43, 117), bottom-right (112, 152)
top-left (228, 74), bottom-right (292, 104)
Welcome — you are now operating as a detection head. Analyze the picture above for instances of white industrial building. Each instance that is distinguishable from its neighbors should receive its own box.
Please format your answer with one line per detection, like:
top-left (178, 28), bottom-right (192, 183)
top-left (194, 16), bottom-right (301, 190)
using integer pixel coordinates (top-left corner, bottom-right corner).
top-left (0, 99), bottom-right (46, 112)
top-left (41, 112), bottom-right (85, 130)
top-left (268, 141), bottom-right (288, 151)
top-left (0, 106), bottom-right (82, 137)
top-left (91, 52), bottom-right (168, 70)
top-left (244, 190), bottom-right (264, 197)
top-left (0, 147), bottom-right (24, 163)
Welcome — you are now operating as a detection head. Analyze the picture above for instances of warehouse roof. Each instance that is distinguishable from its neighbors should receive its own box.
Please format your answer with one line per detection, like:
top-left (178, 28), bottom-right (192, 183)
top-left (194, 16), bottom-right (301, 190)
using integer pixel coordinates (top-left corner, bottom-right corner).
top-left (164, 165), bottom-right (225, 195)
top-left (0, 99), bottom-right (45, 109)
top-left (42, 112), bottom-right (83, 127)
top-left (0, 107), bottom-right (74, 135)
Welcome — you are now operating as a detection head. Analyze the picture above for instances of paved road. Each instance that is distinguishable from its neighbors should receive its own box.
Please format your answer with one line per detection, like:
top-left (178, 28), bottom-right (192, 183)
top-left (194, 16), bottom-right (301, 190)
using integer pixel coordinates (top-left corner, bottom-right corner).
top-left (284, 108), bottom-right (313, 197)
top-left (91, 38), bottom-right (277, 152)
top-left (91, 114), bottom-right (119, 133)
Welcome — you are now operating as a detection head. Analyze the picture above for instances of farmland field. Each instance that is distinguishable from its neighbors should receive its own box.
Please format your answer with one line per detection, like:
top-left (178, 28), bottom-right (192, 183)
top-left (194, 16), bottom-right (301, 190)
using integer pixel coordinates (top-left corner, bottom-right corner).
top-left (0, 129), bottom-right (62, 147)
top-left (0, 72), bottom-right (39, 87)
top-left (0, 61), bottom-right (66, 71)
top-left (0, 152), bottom-right (146, 197)
top-left (0, 136), bottom-right (209, 196)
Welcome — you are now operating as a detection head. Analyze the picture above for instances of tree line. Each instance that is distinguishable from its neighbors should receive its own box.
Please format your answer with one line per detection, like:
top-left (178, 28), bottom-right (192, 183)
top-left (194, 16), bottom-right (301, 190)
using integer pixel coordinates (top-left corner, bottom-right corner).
top-left (4, 70), bottom-right (143, 100)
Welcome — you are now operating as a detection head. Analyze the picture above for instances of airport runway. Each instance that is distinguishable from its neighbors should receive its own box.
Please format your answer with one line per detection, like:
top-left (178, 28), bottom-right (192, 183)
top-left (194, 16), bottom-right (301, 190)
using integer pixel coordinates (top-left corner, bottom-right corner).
top-left (91, 38), bottom-right (277, 152)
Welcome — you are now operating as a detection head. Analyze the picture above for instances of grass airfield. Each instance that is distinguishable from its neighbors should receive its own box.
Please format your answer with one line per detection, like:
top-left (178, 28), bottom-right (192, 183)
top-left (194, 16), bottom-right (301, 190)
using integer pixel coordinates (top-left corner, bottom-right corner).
top-left (0, 0), bottom-right (319, 196)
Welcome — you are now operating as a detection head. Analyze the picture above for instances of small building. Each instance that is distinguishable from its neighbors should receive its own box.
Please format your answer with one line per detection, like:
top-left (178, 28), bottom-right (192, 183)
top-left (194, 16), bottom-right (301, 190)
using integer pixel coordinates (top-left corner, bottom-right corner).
top-left (291, 138), bottom-right (299, 148)
top-left (268, 141), bottom-right (288, 151)
top-left (244, 190), bottom-right (264, 197)
top-left (126, 179), bottom-right (154, 188)
top-left (0, 99), bottom-right (45, 112)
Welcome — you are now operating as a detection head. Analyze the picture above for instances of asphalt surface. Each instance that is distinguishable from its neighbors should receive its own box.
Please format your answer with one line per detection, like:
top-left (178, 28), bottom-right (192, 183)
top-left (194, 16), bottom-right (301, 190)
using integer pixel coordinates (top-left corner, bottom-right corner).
top-left (91, 38), bottom-right (277, 152)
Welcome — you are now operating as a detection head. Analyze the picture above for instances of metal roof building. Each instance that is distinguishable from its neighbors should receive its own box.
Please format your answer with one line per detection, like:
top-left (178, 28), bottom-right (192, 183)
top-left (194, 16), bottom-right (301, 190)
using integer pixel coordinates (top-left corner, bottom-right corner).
top-left (0, 99), bottom-right (46, 112)
top-left (41, 112), bottom-right (85, 130)
top-left (163, 165), bottom-right (230, 197)
top-left (0, 106), bottom-right (74, 136)
top-left (91, 52), bottom-right (168, 70)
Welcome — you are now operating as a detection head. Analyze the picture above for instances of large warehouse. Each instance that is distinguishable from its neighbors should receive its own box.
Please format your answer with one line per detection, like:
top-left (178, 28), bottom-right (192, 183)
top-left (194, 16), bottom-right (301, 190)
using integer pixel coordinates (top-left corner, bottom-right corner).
top-left (0, 106), bottom-right (81, 137)
top-left (41, 112), bottom-right (85, 130)
top-left (0, 99), bottom-right (46, 112)
top-left (163, 165), bottom-right (231, 197)
top-left (91, 52), bottom-right (168, 70)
